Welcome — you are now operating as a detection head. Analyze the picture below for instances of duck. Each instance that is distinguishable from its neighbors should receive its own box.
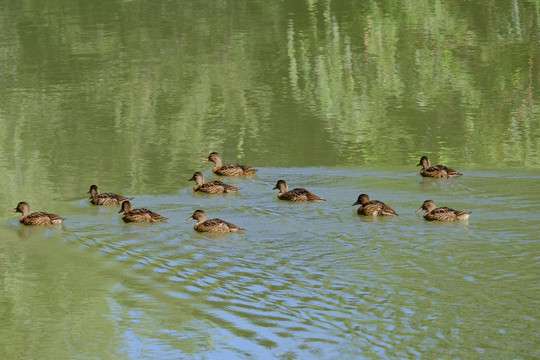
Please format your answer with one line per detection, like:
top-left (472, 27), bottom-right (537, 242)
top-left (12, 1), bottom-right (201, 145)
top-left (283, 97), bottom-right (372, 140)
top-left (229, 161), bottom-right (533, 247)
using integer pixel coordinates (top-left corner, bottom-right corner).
top-left (88, 184), bottom-right (133, 205)
top-left (118, 201), bottom-right (167, 223)
top-left (352, 194), bottom-right (398, 216)
top-left (188, 172), bottom-right (239, 194)
top-left (273, 180), bottom-right (325, 202)
top-left (417, 156), bottom-right (462, 178)
top-left (187, 210), bottom-right (245, 233)
top-left (202, 152), bottom-right (258, 176)
top-left (416, 200), bottom-right (471, 221)
top-left (11, 202), bottom-right (64, 226)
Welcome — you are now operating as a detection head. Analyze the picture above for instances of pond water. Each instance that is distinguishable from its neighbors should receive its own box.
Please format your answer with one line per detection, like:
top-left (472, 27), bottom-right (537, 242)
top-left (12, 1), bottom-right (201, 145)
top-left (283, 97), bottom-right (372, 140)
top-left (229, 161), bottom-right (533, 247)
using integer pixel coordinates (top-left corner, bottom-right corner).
top-left (1, 1), bottom-right (539, 359)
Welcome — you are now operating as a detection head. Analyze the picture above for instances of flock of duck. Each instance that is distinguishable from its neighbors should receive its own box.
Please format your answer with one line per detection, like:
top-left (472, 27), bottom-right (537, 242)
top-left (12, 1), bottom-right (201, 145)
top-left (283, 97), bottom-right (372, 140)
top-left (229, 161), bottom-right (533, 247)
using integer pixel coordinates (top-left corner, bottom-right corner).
top-left (10, 152), bottom-right (472, 232)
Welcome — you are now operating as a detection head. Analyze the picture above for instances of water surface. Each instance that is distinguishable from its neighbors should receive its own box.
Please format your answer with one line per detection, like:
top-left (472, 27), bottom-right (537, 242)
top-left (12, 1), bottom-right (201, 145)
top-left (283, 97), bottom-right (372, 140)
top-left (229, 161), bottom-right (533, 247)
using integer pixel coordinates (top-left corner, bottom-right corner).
top-left (0, 0), bottom-right (539, 359)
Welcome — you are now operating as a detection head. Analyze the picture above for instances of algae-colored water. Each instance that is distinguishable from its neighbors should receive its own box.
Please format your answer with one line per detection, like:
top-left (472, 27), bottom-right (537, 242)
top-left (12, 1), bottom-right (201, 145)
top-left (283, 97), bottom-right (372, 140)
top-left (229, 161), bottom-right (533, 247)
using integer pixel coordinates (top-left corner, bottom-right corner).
top-left (1, 1), bottom-right (539, 358)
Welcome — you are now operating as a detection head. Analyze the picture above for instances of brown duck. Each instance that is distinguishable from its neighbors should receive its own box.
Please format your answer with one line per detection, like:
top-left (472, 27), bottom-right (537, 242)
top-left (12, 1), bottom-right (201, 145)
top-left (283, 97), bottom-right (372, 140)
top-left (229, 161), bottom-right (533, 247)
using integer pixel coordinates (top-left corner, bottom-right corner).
top-left (88, 184), bottom-right (133, 205)
top-left (417, 200), bottom-right (471, 221)
top-left (353, 194), bottom-right (398, 216)
top-left (188, 172), bottom-right (239, 194)
top-left (11, 202), bottom-right (64, 226)
top-left (273, 180), bottom-right (325, 202)
top-left (417, 156), bottom-right (462, 178)
top-left (187, 210), bottom-right (245, 233)
top-left (118, 201), bottom-right (167, 223)
top-left (202, 152), bottom-right (258, 176)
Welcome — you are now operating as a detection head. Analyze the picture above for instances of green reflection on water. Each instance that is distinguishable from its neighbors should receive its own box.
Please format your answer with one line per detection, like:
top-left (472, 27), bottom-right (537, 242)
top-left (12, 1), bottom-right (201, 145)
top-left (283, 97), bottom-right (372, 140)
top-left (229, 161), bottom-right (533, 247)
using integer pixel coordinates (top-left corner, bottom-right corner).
top-left (0, 0), bottom-right (538, 201)
top-left (0, 0), bottom-right (539, 358)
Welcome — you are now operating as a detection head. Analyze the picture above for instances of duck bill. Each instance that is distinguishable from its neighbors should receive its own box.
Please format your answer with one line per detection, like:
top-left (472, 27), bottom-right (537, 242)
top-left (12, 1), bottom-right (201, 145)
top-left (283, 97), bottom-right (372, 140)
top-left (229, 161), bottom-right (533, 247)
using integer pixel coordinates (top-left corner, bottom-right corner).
top-left (201, 157), bottom-right (209, 163)
top-left (118, 209), bottom-right (124, 213)
top-left (10, 209), bottom-right (17, 214)
top-left (352, 201), bottom-right (361, 206)
top-left (188, 177), bottom-right (195, 181)
top-left (186, 216), bottom-right (194, 221)
top-left (415, 207), bottom-right (423, 212)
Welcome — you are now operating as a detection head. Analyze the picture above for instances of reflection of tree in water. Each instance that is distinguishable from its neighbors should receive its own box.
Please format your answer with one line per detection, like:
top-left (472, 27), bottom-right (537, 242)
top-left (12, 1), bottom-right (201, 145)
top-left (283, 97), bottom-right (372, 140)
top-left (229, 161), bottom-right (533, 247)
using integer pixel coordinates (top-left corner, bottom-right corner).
top-left (286, 0), bottom-right (539, 167)
top-left (0, 0), bottom-right (538, 206)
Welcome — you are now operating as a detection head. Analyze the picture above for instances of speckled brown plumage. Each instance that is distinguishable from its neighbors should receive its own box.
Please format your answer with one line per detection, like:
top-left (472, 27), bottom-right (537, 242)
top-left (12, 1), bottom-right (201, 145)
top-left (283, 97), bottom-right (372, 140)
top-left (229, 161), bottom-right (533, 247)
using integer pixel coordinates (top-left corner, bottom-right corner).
top-left (88, 185), bottom-right (133, 205)
top-left (418, 156), bottom-right (462, 178)
top-left (187, 210), bottom-right (245, 233)
top-left (118, 201), bottom-right (167, 223)
top-left (188, 172), bottom-right (239, 194)
top-left (12, 202), bottom-right (64, 226)
top-left (273, 180), bottom-right (325, 202)
top-left (353, 194), bottom-right (398, 216)
top-left (202, 152), bottom-right (258, 176)
top-left (417, 200), bottom-right (471, 221)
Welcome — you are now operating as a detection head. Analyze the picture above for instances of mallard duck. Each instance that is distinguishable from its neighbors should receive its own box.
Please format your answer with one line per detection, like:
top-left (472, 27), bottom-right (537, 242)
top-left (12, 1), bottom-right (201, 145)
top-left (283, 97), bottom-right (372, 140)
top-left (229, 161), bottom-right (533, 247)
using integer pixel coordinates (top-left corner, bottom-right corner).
top-left (188, 172), bottom-right (239, 194)
top-left (416, 200), bottom-right (471, 221)
top-left (202, 152), bottom-right (258, 176)
top-left (273, 180), bottom-right (325, 202)
top-left (187, 210), bottom-right (245, 233)
top-left (11, 202), bottom-right (64, 226)
top-left (88, 185), bottom-right (133, 205)
top-left (417, 156), bottom-right (462, 178)
top-left (353, 194), bottom-right (398, 216)
top-left (118, 201), bottom-right (167, 223)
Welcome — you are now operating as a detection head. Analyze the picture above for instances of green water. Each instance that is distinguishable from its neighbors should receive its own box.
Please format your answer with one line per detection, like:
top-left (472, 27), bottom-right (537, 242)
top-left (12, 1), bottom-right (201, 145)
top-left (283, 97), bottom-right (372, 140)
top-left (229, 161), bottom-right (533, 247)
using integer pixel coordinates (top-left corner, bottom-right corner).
top-left (1, 0), bottom-right (539, 358)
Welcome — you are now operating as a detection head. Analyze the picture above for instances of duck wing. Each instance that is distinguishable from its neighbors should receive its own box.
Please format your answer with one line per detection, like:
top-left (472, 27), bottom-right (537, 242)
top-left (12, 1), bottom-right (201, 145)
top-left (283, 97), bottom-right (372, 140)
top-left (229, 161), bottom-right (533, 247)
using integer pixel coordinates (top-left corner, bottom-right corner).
top-left (435, 164), bottom-right (462, 177)
top-left (357, 202), bottom-right (383, 216)
top-left (443, 166), bottom-right (463, 177)
top-left (200, 181), bottom-right (239, 194)
top-left (422, 166), bottom-right (449, 178)
top-left (240, 165), bottom-right (258, 175)
top-left (379, 201), bottom-right (399, 216)
top-left (199, 219), bottom-right (244, 232)
top-left (424, 207), bottom-right (457, 221)
top-left (22, 212), bottom-right (63, 225)
top-left (281, 188), bottom-right (325, 202)
top-left (123, 208), bottom-right (166, 223)
top-left (92, 192), bottom-right (133, 205)
top-left (216, 164), bottom-right (257, 176)
top-left (215, 164), bottom-right (246, 176)
top-left (454, 210), bottom-right (472, 220)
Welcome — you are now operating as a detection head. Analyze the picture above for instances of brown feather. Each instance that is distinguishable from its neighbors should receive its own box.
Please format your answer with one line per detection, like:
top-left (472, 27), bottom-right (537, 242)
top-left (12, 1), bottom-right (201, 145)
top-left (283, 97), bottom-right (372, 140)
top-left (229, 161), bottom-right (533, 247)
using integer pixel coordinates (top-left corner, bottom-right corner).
top-left (417, 200), bottom-right (471, 222)
top-left (418, 156), bottom-right (462, 178)
top-left (202, 152), bottom-right (258, 176)
top-left (189, 172), bottom-right (239, 194)
top-left (273, 180), bottom-right (325, 202)
top-left (12, 202), bottom-right (64, 226)
top-left (119, 201), bottom-right (167, 223)
top-left (88, 185), bottom-right (133, 205)
top-left (353, 194), bottom-right (398, 216)
top-left (187, 210), bottom-right (244, 233)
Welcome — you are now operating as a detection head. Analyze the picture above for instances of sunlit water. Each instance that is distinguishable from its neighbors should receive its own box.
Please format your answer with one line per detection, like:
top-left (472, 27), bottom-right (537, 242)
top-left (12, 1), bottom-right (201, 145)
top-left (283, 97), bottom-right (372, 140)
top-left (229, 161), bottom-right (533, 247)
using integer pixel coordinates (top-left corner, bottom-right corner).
top-left (2, 167), bottom-right (538, 359)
